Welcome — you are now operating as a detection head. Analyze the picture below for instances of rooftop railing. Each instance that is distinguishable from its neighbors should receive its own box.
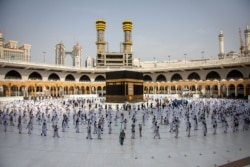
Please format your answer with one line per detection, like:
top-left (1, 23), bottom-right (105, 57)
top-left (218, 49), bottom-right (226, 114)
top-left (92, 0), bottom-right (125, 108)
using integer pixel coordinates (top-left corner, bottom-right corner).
top-left (0, 56), bottom-right (250, 73)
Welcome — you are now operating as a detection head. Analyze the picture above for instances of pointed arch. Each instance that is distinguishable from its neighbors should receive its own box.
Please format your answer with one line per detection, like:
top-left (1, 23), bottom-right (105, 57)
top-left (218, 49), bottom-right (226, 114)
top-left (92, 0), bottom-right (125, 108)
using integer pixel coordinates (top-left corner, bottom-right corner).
top-left (143, 75), bottom-right (152, 82)
top-left (48, 73), bottom-right (60, 81)
top-left (28, 72), bottom-right (42, 80)
top-left (171, 73), bottom-right (182, 81)
top-left (97, 86), bottom-right (102, 96)
top-left (156, 74), bottom-right (167, 82)
top-left (5, 70), bottom-right (22, 80)
top-left (237, 84), bottom-right (244, 98)
top-left (188, 72), bottom-right (200, 80)
top-left (95, 75), bottom-right (105, 82)
top-left (10, 85), bottom-right (19, 96)
top-left (226, 70), bottom-right (243, 80)
top-left (228, 84), bottom-right (235, 97)
top-left (65, 74), bottom-right (75, 81)
top-left (79, 75), bottom-right (90, 82)
top-left (206, 71), bottom-right (221, 80)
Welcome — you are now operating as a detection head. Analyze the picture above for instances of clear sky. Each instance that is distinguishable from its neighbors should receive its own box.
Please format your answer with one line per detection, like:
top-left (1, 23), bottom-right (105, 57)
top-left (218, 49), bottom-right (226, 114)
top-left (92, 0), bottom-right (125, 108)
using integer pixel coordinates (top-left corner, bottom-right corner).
top-left (0, 0), bottom-right (249, 66)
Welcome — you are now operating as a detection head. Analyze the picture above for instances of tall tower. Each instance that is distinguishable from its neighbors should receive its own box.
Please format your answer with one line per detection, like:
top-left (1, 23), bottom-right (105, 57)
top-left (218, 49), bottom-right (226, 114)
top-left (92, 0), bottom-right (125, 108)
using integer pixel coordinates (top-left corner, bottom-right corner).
top-left (244, 25), bottom-right (250, 56)
top-left (19, 44), bottom-right (32, 61)
top-left (239, 28), bottom-right (244, 56)
top-left (0, 32), bottom-right (3, 59)
top-left (218, 30), bottom-right (225, 59)
top-left (96, 19), bottom-right (106, 54)
top-left (122, 20), bottom-right (133, 53)
top-left (72, 43), bottom-right (82, 68)
top-left (55, 42), bottom-right (65, 65)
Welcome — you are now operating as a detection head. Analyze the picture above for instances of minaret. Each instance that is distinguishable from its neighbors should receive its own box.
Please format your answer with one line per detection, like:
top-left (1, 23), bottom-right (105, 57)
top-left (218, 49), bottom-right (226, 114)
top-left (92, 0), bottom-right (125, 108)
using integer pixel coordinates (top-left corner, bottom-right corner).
top-left (244, 25), bottom-right (250, 56)
top-left (96, 19), bottom-right (106, 54)
top-left (239, 28), bottom-right (244, 56)
top-left (72, 43), bottom-right (82, 68)
top-left (122, 20), bottom-right (133, 53)
top-left (0, 32), bottom-right (3, 59)
top-left (218, 30), bottom-right (225, 59)
top-left (55, 42), bottom-right (65, 65)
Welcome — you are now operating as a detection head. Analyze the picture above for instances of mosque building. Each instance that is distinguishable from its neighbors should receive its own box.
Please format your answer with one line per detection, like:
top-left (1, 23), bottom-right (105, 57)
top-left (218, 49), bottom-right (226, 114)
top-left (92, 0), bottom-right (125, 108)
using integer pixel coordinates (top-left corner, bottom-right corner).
top-left (0, 20), bottom-right (250, 100)
top-left (0, 32), bottom-right (31, 62)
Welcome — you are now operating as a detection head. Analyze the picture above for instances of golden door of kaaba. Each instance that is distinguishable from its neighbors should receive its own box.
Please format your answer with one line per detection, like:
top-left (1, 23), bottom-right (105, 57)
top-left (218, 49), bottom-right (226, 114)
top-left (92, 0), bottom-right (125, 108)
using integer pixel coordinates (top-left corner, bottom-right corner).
top-left (106, 70), bottom-right (144, 103)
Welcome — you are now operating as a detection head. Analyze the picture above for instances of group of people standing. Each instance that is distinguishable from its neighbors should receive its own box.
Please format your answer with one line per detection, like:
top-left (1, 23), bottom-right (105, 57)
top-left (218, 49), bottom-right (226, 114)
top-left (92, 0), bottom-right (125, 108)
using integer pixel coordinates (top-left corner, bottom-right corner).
top-left (0, 97), bottom-right (250, 146)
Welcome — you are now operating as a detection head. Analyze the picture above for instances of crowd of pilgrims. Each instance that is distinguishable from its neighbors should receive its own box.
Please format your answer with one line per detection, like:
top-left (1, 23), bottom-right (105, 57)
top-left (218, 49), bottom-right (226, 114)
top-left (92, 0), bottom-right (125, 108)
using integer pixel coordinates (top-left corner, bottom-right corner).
top-left (0, 97), bottom-right (250, 140)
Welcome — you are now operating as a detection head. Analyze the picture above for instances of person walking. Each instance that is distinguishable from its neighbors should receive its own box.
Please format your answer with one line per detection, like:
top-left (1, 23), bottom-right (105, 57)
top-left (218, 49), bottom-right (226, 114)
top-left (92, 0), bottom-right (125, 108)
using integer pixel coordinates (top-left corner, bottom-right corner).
top-left (131, 123), bottom-right (135, 139)
top-left (26, 120), bottom-right (33, 134)
top-left (53, 125), bottom-right (60, 138)
top-left (187, 120), bottom-right (191, 137)
top-left (41, 121), bottom-right (47, 136)
top-left (119, 129), bottom-right (126, 145)
top-left (75, 119), bottom-right (80, 133)
top-left (86, 125), bottom-right (92, 140)
top-left (17, 115), bottom-right (22, 134)
top-left (202, 120), bottom-right (207, 136)
top-left (154, 126), bottom-right (160, 139)
top-left (108, 121), bottom-right (112, 134)
top-left (139, 124), bottom-right (142, 137)
top-left (3, 119), bottom-right (8, 132)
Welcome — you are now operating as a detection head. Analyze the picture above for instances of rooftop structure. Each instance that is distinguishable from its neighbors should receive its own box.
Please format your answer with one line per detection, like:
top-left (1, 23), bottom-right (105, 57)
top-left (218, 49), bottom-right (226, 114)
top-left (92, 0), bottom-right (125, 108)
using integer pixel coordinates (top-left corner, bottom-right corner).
top-left (0, 22), bottom-right (249, 99)
top-left (0, 32), bottom-right (31, 62)
top-left (96, 20), bottom-right (133, 68)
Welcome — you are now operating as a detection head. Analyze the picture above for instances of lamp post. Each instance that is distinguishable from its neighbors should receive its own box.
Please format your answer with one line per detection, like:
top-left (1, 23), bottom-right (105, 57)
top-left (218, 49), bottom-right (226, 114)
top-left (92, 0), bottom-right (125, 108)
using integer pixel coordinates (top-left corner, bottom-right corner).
top-left (184, 53), bottom-right (187, 64)
top-left (43, 51), bottom-right (46, 63)
top-left (106, 42), bottom-right (109, 52)
top-left (201, 51), bottom-right (204, 60)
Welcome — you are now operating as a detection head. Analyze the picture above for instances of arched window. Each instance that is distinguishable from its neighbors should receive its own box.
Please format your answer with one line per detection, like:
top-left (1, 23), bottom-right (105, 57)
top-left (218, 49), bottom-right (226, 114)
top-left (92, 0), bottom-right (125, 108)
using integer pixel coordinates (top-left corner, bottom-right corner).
top-left (171, 73), bottom-right (182, 81)
top-left (5, 70), bottom-right (22, 80)
top-left (79, 75), bottom-right (91, 82)
top-left (65, 74), bottom-right (75, 81)
top-left (188, 72), bottom-right (200, 80)
top-left (28, 72), bottom-right (42, 80)
top-left (95, 75), bottom-right (105, 82)
top-left (226, 70), bottom-right (243, 80)
top-left (156, 74), bottom-right (166, 82)
top-left (143, 75), bottom-right (152, 82)
top-left (48, 73), bottom-right (60, 81)
top-left (206, 71), bottom-right (221, 80)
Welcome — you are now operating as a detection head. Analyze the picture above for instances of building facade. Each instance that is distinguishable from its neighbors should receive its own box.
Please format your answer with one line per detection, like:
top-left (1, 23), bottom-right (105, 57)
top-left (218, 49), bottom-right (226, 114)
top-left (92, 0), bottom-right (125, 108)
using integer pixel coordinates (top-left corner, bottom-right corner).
top-left (0, 23), bottom-right (250, 99)
top-left (55, 42), bottom-right (82, 68)
top-left (0, 32), bottom-right (31, 62)
top-left (95, 20), bottom-right (133, 68)
top-left (0, 57), bottom-right (249, 99)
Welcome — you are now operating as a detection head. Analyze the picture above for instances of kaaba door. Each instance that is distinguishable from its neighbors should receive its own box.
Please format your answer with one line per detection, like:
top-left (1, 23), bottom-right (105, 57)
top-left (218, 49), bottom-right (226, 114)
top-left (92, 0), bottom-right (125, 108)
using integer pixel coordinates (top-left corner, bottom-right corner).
top-left (128, 83), bottom-right (134, 101)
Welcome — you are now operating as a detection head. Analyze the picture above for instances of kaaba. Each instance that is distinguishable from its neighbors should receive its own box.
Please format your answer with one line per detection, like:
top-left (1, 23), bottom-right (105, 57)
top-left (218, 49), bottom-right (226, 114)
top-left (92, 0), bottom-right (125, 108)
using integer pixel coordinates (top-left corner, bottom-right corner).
top-left (106, 70), bottom-right (144, 103)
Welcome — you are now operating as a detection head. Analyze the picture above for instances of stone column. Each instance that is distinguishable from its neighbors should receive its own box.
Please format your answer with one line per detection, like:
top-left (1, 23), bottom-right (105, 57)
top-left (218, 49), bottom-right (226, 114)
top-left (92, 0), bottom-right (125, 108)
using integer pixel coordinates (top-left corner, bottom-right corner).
top-left (244, 85), bottom-right (248, 97)
top-left (6, 87), bottom-right (10, 96)
top-left (218, 83), bottom-right (221, 97)
top-left (56, 87), bottom-right (58, 97)
top-left (235, 86), bottom-right (238, 97)
top-left (201, 86), bottom-right (205, 97)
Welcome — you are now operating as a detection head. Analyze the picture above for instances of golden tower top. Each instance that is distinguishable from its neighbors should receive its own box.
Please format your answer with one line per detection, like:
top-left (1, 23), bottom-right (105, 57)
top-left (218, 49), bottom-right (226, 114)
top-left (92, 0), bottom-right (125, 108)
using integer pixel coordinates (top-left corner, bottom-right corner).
top-left (96, 19), bottom-right (106, 31)
top-left (123, 20), bottom-right (133, 31)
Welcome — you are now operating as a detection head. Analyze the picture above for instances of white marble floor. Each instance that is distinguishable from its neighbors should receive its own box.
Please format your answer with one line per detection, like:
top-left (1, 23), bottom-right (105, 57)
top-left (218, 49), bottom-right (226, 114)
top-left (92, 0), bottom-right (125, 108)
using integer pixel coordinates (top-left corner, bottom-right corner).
top-left (0, 107), bottom-right (249, 167)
